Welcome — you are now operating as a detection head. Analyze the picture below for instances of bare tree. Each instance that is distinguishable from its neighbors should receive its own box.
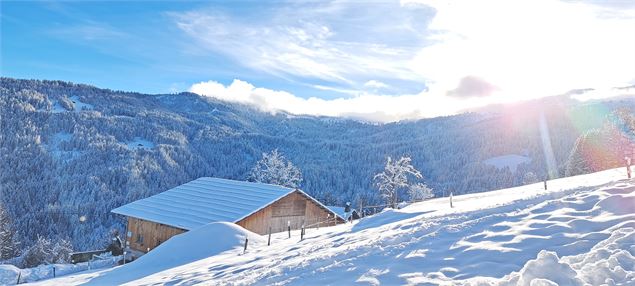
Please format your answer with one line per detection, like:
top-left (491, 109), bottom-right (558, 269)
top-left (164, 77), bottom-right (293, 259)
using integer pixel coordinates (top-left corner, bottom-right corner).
top-left (249, 149), bottom-right (303, 188)
top-left (374, 156), bottom-right (422, 208)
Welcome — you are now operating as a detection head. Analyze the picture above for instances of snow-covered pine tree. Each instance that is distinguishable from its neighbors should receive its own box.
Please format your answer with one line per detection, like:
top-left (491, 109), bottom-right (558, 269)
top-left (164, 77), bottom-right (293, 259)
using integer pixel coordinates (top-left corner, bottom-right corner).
top-left (565, 116), bottom-right (631, 177)
top-left (602, 121), bottom-right (626, 168)
top-left (0, 204), bottom-right (18, 260)
top-left (249, 149), bottom-right (303, 188)
top-left (565, 132), bottom-right (596, 176)
top-left (374, 156), bottom-right (422, 208)
top-left (408, 183), bottom-right (434, 202)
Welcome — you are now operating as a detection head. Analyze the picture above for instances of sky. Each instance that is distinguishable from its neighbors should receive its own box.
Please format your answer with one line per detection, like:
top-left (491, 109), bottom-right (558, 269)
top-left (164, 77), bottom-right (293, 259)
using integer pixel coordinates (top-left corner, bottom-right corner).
top-left (2, 0), bottom-right (635, 122)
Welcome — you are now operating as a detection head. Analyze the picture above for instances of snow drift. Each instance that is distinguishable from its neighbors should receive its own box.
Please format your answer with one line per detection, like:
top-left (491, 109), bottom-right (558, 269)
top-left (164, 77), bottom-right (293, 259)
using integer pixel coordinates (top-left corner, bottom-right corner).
top-left (499, 228), bottom-right (635, 285)
top-left (0, 265), bottom-right (20, 285)
top-left (30, 222), bottom-right (261, 285)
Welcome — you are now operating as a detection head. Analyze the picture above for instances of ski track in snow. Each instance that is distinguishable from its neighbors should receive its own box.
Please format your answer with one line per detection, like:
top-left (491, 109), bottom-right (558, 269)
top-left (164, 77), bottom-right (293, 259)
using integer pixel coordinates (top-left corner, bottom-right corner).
top-left (28, 168), bottom-right (635, 285)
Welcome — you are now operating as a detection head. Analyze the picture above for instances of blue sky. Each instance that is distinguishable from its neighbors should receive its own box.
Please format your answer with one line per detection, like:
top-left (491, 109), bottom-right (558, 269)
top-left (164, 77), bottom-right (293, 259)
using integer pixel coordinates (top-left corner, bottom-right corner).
top-left (2, 1), bottom-right (429, 97)
top-left (2, 1), bottom-right (257, 93)
top-left (2, 1), bottom-right (634, 121)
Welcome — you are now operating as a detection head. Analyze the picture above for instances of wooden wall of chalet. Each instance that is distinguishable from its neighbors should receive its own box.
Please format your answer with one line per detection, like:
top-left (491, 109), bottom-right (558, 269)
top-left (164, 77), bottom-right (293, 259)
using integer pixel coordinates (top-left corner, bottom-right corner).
top-left (126, 217), bottom-right (186, 253)
top-left (236, 191), bottom-right (343, 234)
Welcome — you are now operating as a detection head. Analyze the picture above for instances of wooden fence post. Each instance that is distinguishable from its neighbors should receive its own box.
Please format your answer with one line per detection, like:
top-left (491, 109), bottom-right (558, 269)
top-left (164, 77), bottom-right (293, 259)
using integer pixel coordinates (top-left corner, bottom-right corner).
top-left (16, 271), bottom-right (21, 284)
top-left (450, 192), bottom-right (453, 208)
top-left (243, 236), bottom-right (248, 254)
top-left (360, 202), bottom-right (364, 218)
top-left (268, 227), bottom-right (272, 246)
top-left (626, 157), bottom-right (632, 179)
top-left (53, 266), bottom-right (56, 278)
top-left (300, 224), bottom-right (305, 241)
top-left (287, 221), bottom-right (291, 239)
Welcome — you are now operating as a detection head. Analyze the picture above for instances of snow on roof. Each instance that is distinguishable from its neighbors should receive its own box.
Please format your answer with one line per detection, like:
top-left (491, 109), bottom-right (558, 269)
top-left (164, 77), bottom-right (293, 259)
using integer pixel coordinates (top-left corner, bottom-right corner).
top-left (112, 177), bottom-right (344, 230)
top-left (326, 206), bottom-right (354, 220)
top-left (112, 178), bottom-right (298, 230)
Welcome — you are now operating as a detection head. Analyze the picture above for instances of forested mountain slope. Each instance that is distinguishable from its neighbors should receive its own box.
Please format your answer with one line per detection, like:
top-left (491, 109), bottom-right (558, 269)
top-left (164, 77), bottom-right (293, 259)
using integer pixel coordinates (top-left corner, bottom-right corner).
top-left (0, 77), bottom-right (632, 255)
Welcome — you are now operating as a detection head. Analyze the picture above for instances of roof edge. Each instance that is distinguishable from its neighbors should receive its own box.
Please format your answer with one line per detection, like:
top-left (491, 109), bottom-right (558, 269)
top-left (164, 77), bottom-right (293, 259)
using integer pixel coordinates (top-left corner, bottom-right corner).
top-left (111, 208), bottom-right (193, 230)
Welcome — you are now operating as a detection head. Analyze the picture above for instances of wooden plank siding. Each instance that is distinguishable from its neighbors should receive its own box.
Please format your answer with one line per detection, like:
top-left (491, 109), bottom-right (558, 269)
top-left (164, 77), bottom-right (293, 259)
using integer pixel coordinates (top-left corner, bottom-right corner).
top-left (236, 191), bottom-right (343, 234)
top-left (126, 217), bottom-right (186, 253)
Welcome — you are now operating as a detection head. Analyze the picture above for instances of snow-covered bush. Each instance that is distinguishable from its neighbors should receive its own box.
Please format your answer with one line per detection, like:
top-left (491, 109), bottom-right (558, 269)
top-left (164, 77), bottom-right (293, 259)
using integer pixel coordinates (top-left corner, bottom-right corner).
top-left (23, 236), bottom-right (53, 268)
top-left (52, 240), bottom-right (73, 264)
top-left (522, 172), bottom-right (539, 185)
top-left (408, 183), bottom-right (434, 202)
top-left (22, 236), bottom-right (73, 268)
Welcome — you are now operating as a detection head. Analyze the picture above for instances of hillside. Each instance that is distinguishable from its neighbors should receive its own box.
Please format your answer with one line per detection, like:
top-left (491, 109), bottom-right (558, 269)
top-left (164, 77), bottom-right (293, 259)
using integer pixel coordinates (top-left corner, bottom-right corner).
top-left (29, 168), bottom-right (634, 285)
top-left (1, 77), bottom-right (633, 255)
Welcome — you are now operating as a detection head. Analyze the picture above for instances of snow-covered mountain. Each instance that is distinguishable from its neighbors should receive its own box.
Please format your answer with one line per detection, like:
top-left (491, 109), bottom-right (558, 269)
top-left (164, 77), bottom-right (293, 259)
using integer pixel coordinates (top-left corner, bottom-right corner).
top-left (1, 77), bottom-right (633, 257)
top-left (27, 167), bottom-right (634, 285)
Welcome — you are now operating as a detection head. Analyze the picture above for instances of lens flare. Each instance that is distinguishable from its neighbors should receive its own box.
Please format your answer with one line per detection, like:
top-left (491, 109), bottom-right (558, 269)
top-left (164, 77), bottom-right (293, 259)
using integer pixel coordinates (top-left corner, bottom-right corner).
top-left (539, 112), bottom-right (558, 179)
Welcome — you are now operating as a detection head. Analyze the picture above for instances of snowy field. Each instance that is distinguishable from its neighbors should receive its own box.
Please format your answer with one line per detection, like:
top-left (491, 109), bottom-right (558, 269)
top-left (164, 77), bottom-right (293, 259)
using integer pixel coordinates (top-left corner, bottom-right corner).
top-left (483, 154), bottom-right (532, 172)
top-left (49, 96), bottom-right (94, 113)
top-left (68, 96), bottom-right (94, 112)
top-left (124, 137), bottom-right (155, 150)
top-left (30, 168), bottom-right (634, 285)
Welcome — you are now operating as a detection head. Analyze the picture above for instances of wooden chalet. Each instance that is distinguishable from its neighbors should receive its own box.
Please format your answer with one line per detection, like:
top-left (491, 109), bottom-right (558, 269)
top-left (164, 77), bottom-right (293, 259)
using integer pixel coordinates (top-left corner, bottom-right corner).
top-left (111, 177), bottom-right (345, 256)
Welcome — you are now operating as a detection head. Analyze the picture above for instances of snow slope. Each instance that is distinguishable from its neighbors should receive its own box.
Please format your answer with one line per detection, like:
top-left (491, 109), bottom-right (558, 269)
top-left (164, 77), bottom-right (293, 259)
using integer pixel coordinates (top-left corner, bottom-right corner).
top-left (32, 168), bottom-right (634, 285)
top-left (68, 96), bottom-right (94, 111)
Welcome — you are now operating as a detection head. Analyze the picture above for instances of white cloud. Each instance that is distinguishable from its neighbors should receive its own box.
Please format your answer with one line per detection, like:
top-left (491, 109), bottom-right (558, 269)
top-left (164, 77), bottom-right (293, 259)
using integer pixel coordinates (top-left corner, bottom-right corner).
top-left (183, 1), bottom-right (635, 121)
top-left (190, 79), bottom-right (500, 122)
top-left (364, 80), bottom-right (389, 90)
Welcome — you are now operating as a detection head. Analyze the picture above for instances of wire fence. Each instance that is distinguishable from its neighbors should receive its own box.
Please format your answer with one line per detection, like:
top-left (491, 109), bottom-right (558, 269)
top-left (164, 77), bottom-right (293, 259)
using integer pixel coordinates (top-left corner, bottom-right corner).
top-left (12, 255), bottom-right (121, 284)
